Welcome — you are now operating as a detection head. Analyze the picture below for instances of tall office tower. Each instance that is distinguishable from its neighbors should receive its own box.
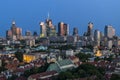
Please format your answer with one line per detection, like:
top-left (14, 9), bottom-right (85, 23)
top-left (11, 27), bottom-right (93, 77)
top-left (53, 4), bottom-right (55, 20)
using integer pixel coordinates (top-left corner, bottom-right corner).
top-left (94, 30), bottom-right (101, 46)
top-left (104, 25), bottom-right (115, 38)
top-left (7, 21), bottom-right (22, 40)
top-left (16, 27), bottom-right (22, 39)
top-left (25, 30), bottom-right (31, 36)
top-left (11, 21), bottom-right (17, 35)
top-left (46, 19), bottom-right (56, 36)
top-left (87, 22), bottom-right (93, 37)
top-left (58, 22), bottom-right (69, 36)
top-left (73, 27), bottom-right (78, 36)
top-left (33, 31), bottom-right (38, 36)
top-left (40, 14), bottom-right (56, 37)
top-left (6, 30), bottom-right (12, 40)
top-left (46, 19), bottom-right (53, 28)
top-left (94, 30), bottom-right (101, 41)
top-left (40, 22), bottom-right (47, 37)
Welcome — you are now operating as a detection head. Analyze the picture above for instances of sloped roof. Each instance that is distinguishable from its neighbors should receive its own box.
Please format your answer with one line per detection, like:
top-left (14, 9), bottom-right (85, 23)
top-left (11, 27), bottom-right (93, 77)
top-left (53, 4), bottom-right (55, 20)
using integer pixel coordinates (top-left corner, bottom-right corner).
top-left (47, 59), bottom-right (74, 72)
top-left (47, 63), bottom-right (61, 72)
top-left (57, 59), bottom-right (73, 67)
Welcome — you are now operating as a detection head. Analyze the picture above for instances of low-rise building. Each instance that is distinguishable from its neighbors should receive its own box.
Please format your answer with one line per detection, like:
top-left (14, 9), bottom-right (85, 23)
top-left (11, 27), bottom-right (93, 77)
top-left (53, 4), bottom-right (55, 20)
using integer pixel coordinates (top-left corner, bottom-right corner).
top-left (47, 59), bottom-right (75, 72)
top-left (23, 53), bottom-right (43, 63)
top-left (28, 71), bottom-right (58, 80)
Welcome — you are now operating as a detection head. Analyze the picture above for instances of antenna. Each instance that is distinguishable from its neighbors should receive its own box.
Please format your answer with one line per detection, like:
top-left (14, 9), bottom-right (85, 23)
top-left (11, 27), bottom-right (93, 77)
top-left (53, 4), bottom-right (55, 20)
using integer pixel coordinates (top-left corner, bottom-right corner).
top-left (48, 12), bottom-right (50, 19)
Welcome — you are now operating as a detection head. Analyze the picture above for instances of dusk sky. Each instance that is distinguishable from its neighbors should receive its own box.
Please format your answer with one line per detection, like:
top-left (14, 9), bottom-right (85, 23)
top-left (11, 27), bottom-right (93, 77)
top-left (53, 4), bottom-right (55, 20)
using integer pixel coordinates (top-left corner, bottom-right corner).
top-left (0, 0), bottom-right (120, 37)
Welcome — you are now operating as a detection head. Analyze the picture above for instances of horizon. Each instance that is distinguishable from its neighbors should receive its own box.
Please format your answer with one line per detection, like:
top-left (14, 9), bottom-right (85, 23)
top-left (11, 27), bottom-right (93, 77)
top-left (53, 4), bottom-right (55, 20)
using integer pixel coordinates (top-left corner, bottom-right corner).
top-left (0, 0), bottom-right (120, 37)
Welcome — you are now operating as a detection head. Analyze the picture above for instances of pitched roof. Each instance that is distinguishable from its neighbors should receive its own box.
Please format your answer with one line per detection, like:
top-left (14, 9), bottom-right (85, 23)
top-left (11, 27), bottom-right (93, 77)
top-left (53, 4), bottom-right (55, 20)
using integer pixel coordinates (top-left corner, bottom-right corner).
top-left (47, 59), bottom-right (75, 72)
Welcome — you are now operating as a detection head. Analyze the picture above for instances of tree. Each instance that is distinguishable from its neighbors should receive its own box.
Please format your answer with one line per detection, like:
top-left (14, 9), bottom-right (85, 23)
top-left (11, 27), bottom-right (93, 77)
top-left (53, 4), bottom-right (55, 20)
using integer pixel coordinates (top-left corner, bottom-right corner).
top-left (58, 71), bottom-right (73, 80)
top-left (111, 74), bottom-right (120, 80)
top-left (76, 53), bottom-right (92, 62)
top-left (15, 51), bottom-right (23, 62)
top-left (78, 69), bottom-right (86, 78)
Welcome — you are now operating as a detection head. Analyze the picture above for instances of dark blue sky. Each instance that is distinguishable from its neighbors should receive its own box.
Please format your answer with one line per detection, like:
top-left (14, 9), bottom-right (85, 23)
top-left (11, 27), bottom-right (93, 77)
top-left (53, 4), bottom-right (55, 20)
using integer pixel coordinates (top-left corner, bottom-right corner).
top-left (0, 0), bottom-right (120, 37)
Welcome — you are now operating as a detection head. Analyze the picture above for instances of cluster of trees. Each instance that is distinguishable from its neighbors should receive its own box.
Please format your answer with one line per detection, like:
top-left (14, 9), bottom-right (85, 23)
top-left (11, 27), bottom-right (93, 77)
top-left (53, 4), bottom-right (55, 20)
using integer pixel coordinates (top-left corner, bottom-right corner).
top-left (82, 45), bottom-right (93, 50)
top-left (24, 63), bottom-right (49, 77)
top-left (76, 52), bottom-right (92, 62)
top-left (95, 55), bottom-right (114, 62)
top-left (50, 41), bottom-right (67, 43)
top-left (0, 60), bottom-right (7, 73)
top-left (111, 74), bottom-right (120, 80)
top-left (57, 63), bottom-right (105, 80)
top-left (49, 45), bottom-right (76, 50)
top-left (7, 63), bottom-right (50, 80)
top-left (15, 51), bottom-right (24, 62)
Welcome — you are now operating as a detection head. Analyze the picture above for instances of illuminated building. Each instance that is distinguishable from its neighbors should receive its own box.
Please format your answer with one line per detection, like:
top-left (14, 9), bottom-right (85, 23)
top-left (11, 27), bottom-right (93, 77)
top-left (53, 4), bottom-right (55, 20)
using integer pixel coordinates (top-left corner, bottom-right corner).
top-left (94, 30), bottom-right (101, 46)
top-left (40, 22), bottom-right (47, 37)
top-left (40, 18), bottom-right (56, 37)
top-left (23, 53), bottom-right (41, 63)
top-left (23, 54), bottom-right (36, 63)
top-left (6, 30), bottom-right (12, 40)
top-left (95, 50), bottom-right (102, 57)
top-left (6, 21), bottom-right (22, 40)
top-left (87, 22), bottom-right (93, 37)
top-left (104, 25), bottom-right (115, 38)
top-left (58, 22), bottom-right (69, 36)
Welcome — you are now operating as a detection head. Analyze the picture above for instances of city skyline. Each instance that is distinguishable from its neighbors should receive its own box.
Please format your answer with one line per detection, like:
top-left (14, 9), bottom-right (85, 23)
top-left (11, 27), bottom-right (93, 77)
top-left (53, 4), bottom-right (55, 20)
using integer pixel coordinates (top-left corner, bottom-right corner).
top-left (0, 0), bottom-right (120, 36)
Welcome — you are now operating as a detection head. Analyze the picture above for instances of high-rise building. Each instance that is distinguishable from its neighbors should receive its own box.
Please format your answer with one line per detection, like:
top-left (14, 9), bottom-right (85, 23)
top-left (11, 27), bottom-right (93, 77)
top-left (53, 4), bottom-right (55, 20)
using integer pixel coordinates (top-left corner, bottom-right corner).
top-left (58, 22), bottom-right (69, 36)
top-left (104, 25), bottom-right (115, 38)
top-left (11, 21), bottom-right (17, 35)
top-left (25, 31), bottom-right (31, 36)
top-left (87, 22), bottom-right (93, 37)
top-left (94, 30), bottom-right (100, 41)
top-left (16, 27), bottom-right (22, 39)
top-left (73, 27), bottom-right (78, 36)
top-left (6, 21), bottom-right (22, 40)
top-left (33, 31), bottom-right (38, 36)
top-left (94, 30), bottom-right (101, 46)
top-left (40, 22), bottom-right (47, 37)
top-left (40, 17), bottom-right (56, 37)
top-left (6, 30), bottom-right (12, 40)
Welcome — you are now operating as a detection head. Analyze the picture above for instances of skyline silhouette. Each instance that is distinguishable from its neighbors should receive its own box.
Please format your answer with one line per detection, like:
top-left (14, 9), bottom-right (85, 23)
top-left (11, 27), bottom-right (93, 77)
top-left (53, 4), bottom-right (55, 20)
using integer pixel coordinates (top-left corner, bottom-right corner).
top-left (0, 0), bottom-right (120, 36)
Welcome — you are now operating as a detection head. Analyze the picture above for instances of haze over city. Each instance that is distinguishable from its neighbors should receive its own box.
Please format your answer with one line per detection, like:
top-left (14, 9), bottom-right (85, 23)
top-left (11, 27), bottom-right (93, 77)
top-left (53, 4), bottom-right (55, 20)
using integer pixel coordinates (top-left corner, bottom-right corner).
top-left (0, 0), bottom-right (120, 36)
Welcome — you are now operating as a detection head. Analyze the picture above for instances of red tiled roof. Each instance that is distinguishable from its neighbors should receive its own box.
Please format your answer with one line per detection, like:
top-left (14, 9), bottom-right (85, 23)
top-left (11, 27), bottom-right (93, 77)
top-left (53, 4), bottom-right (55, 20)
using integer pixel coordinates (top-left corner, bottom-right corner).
top-left (15, 76), bottom-right (27, 80)
top-left (0, 74), bottom-right (6, 80)
top-left (29, 71), bottom-right (58, 79)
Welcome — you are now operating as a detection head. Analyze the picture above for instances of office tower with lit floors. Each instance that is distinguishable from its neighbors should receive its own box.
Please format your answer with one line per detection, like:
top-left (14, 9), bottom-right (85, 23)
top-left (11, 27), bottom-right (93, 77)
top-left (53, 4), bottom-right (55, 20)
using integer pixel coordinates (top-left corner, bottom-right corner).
top-left (87, 22), bottom-right (93, 37)
top-left (58, 22), bottom-right (69, 36)
top-left (94, 30), bottom-right (101, 46)
top-left (40, 16), bottom-right (56, 37)
top-left (6, 21), bottom-right (22, 40)
top-left (104, 25), bottom-right (115, 38)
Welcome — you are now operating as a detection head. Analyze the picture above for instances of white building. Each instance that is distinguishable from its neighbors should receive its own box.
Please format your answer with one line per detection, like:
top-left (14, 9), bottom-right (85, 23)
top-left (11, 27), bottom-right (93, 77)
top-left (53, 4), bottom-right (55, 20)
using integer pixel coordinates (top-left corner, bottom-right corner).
top-left (66, 49), bottom-right (74, 56)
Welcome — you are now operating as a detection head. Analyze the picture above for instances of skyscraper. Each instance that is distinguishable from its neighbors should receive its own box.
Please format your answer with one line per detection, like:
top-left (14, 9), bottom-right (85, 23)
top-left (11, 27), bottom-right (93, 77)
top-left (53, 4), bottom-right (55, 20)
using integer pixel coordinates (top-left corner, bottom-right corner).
top-left (94, 30), bottom-right (101, 41)
top-left (58, 22), bottom-right (69, 36)
top-left (94, 30), bottom-right (101, 46)
top-left (40, 17), bottom-right (56, 37)
top-left (25, 30), bottom-right (32, 36)
top-left (73, 27), bottom-right (78, 36)
top-left (6, 21), bottom-right (22, 40)
top-left (87, 22), bottom-right (93, 37)
top-left (11, 21), bottom-right (17, 36)
top-left (104, 25), bottom-right (115, 38)
top-left (40, 22), bottom-right (47, 37)
top-left (6, 30), bottom-right (12, 40)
